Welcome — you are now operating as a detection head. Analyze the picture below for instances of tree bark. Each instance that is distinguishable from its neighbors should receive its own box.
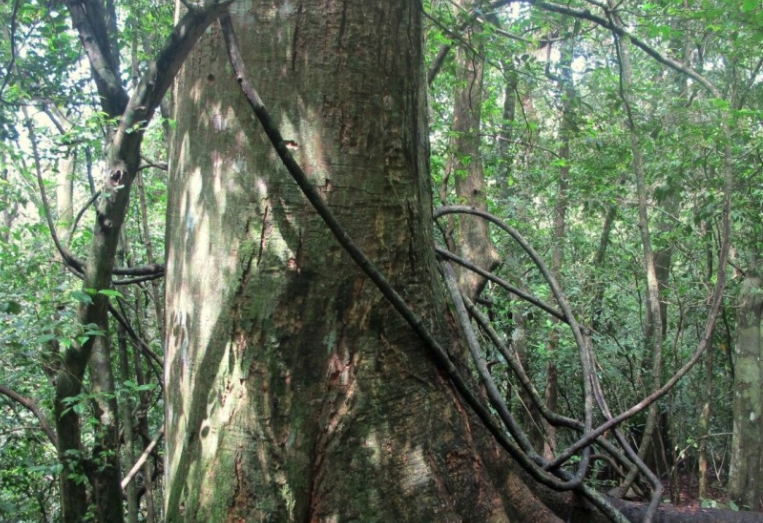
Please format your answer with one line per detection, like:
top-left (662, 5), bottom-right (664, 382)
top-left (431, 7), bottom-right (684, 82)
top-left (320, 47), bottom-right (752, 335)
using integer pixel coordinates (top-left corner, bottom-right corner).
top-left (445, 5), bottom-right (500, 302)
top-left (164, 2), bottom-right (559, 521)
top-left (118, 323), bottom-right (140, 523)
top-left (56, 153), bottom-right (74, 236)
top-left (729, 263), bottom-right (763, 511)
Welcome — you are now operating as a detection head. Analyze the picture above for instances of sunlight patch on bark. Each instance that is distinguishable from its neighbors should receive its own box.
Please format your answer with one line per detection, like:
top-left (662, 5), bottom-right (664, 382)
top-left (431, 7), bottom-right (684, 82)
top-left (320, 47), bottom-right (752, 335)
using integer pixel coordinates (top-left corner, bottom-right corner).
top-left (362, 431), bottom-right (382, 466)
top-left (296, 109), bottom-right (330, 186)
top-left (199, 342), bottom-right (248, 461)
top-left (401, 445), bottom-right (433, 493)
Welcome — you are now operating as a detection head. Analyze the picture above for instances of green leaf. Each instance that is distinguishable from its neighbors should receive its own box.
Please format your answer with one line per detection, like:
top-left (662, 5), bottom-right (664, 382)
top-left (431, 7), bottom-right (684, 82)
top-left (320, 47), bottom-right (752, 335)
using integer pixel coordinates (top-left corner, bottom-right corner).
top-left (1, 300), bottom-right (22, 314)
top-left (550, 158), bottom-right (568, 168)
top-left (98, 289), bottom-right (123, 299)
top-left (71, 290), bottom-right (93, 304)
top-left (36, 333), bottom-right (57, 344)
top-left (83, 324), bottom-right (106, 337)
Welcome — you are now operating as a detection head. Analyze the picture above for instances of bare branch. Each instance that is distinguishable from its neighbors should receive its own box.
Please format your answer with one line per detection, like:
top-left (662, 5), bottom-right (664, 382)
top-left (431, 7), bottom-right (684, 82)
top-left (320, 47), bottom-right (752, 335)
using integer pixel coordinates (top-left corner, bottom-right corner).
top-left (423, 0), bottom-right (521, 85)
top-left (63, 0), bottom-right (129, 117)
top-left (465, 295), bottom-right (640, 479)
top-left (0, 0), bottom-right (23, 102)
top-left (54, 6), bottom-right (233, 518)
top-left (434, 206), bottom-right (597, 446)
top-left (113, 264), bottom-right (164, 277)
top-left (0, 385), bottom-right (58, 448)
top-left (21, 106), bottom-right (86, 276)
top-left (121, 426), bottom-right (164, 490)
top-left (139, 157), bottom-right (168, 171)
top-left (116, 1), bottom-right (234, 142)
top-left (109, 302), bottom-right (163, 379)
top-left (112, 273), bottom-right (165, 285)
top-left (524, 0), bottom-right (720, 96)
top-left (546, 240), bottom-right (729, 473)
top-left (435, 246), bottom-right (567, 322)
top-left (442, 260), bottom-right (592, 490)
top-left (68, 191), bottom-right (101, 249)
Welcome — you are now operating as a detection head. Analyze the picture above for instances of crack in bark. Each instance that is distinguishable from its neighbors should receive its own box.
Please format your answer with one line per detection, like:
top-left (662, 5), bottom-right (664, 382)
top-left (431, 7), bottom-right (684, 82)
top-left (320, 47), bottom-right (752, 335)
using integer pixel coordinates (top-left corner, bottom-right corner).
top-left (291, 3), bottom-right (303, 72)
top-left (256, 205), bottom-right (269, 268)
top-left (229, 450), bottom-right (248, 520)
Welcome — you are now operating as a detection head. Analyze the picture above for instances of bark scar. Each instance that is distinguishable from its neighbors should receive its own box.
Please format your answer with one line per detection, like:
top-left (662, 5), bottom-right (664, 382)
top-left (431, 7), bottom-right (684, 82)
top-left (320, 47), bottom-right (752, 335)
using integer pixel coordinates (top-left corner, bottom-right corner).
top-left (228, 450), bottom-right (248, 521)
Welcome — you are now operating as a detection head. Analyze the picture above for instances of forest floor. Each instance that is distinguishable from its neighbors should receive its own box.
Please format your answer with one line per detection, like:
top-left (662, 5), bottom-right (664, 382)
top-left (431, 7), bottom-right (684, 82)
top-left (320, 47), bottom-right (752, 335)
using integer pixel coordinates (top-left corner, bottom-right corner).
top-left (663, 472), bottom-right (734, 510)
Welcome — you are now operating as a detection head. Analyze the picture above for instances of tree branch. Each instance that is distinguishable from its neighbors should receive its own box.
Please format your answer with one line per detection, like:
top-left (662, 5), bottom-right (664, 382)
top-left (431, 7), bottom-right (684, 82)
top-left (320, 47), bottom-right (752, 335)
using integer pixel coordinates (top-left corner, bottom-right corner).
top-left (23, 116), bottom-right (165, 281)
top-left (525, 0), bottom-right (720, 96)
top-left (0, 0), bottom-right (22, 102)
top-left (22, 106), bottom-right (86, 276)
top-left (109, 302), bottom-right (163, 381)
top-left (116, 0), bottom-right (234, 143)
top-left (435, 245), bottom-right (567, 323)
top-left (442, 260), bottom-right (592, 490)
top-left (423, 0), bottom-right (521, 85)
top-left (63, 0), bottom-right (129, 117)
top-left (121, 426), bottom-right (164, 490)
top-left (53, 5), bottom-right (233, 520)
top-left (0, 385), bottom-right (58, 448)
top-left (434, 205), bottom-right (597, 449)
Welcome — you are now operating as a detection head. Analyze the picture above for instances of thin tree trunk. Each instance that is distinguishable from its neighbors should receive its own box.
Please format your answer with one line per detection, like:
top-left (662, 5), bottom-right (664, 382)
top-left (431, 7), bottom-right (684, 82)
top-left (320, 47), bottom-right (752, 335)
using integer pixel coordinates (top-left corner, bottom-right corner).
top-left (120, 220), bottom-right (161, 521)
top-left (55, 3), bottom-right (228, 520)
top-left (136, 170), bottom-right (165, 338)
top-left (132, 335), bottom-right (158, 523)
top-left (497, 60), bottom-right (518, 197)
top-left (590, 204), bottom-right (617, 331)
top-left (494, 56), bottom-right (547, 451)
top-left (697, 331), bottom-right (713, 500)
top-left (0, 167), bottom-right (18, 242)
top-left (728, 260), bottom-right (763, 510)
top-left (611, 19), bottom-right (664, 499)
top-left (56, 154), bottom-right (75, 237)
top-left (119, 324), bottom-right (139, 523)
top-left (543, 29), bottom-right (576, 461)
top-left (88, 333), bottom-right (124, 522)
top-left (445, 1), bottom-right (500, 301)
top-left (698, 218), bottom-right (715, 501)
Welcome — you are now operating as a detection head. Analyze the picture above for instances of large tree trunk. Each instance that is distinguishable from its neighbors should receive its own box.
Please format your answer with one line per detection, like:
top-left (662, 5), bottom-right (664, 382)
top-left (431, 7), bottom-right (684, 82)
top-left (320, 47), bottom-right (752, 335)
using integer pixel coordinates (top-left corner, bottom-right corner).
top-left (164, 2), bottom-right (559, 521)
